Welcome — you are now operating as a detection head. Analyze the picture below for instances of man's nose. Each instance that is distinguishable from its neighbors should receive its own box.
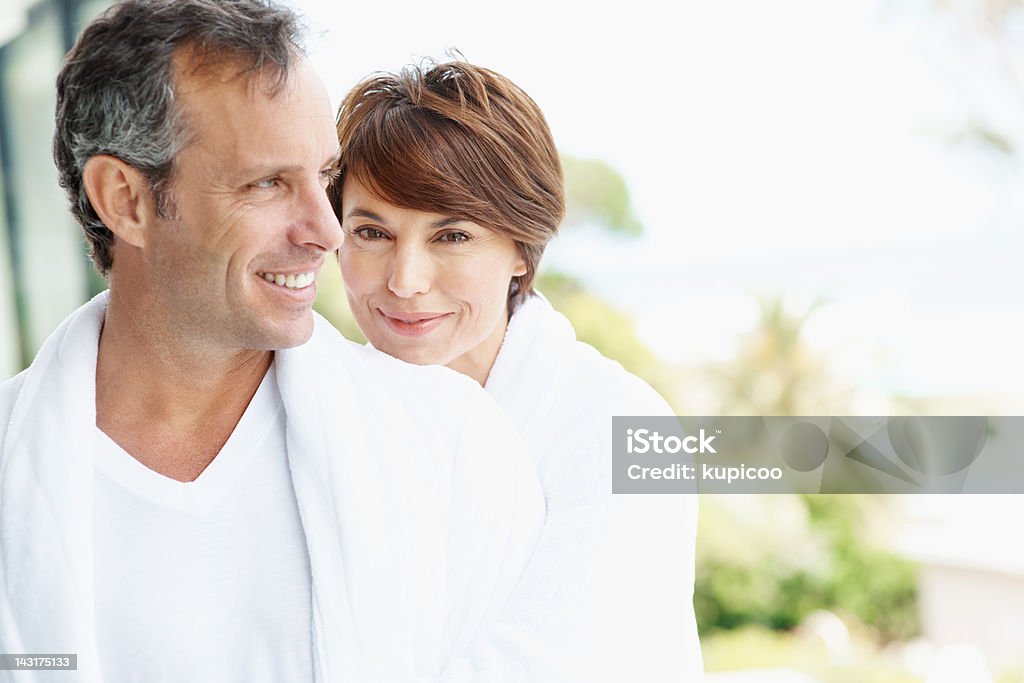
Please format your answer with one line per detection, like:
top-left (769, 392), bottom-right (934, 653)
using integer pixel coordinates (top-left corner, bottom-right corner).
top-left (293, 182), bottom-right (343, 253)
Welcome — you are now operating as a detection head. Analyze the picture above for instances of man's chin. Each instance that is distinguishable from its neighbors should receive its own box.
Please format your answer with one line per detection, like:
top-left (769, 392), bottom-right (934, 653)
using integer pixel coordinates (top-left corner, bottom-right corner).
top-left (256, 314), bottom-right (315, 351)
top-left (279, 322), bottom-right (316, 349)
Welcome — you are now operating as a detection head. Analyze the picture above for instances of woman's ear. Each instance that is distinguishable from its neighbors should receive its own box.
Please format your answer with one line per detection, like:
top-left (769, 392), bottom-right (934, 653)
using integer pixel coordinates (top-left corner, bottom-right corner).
top-left (81, 155), bottom-right (158, 249)
top-left (512, 255), bottom-right (527, 278)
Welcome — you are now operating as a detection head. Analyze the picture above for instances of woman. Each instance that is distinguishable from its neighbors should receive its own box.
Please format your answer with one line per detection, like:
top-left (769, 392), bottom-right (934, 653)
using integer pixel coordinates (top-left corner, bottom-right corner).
top-left (329, 61), bottom-right (703, 681)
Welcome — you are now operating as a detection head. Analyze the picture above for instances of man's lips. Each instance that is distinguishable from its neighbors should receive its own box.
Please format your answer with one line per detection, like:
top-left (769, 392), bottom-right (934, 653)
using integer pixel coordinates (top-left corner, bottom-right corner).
top-left (379, 310), bottom-right (453, 337)
top-left (257, 269), bottom-right (318, 290)
top-left (256, 266), bottom-right (321, 305)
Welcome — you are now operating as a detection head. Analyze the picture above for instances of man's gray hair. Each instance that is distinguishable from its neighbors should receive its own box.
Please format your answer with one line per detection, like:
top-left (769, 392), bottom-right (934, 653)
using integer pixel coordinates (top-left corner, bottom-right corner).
top-left (53, 0), bottom-right (306, 276)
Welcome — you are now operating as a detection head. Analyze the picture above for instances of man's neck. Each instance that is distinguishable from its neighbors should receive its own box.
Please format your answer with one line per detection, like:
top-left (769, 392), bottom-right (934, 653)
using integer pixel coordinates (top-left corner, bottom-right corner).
top-left (95, 295), bottom-right (273, 482)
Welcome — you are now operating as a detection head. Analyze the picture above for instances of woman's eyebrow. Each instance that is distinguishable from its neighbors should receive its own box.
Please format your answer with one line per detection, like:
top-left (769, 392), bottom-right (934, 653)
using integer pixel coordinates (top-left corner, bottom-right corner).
top-left (344, 208), bottom-right (466, 230)
top-left (430, 217), bottom-right (466, 229)
top-left (344, 207), bottom-right (387, 223)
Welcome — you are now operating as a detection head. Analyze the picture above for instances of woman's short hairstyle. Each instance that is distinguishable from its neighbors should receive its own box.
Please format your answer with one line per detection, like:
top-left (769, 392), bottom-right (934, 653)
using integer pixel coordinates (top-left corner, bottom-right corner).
top-left (329, 60), bottom-right (565, 311)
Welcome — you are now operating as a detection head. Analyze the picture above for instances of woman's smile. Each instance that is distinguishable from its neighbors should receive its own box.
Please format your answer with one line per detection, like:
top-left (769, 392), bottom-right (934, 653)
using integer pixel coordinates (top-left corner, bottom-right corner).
top-left (378, 309), bottom-right (454, 337)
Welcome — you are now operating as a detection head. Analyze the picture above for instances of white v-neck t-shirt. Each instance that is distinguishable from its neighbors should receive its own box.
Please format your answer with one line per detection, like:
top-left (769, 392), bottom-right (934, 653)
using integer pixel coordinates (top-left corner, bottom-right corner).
top-left (92, 367), bottom-right (313, 682)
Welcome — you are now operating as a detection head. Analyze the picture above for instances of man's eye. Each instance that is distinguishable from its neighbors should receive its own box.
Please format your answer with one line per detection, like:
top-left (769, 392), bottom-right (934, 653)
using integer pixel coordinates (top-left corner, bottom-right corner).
top-left (251, 178), bottom-right (280, 190)
top-left (354, 227), bottom-right (388, 240)
top-left (438, 231), bottom-right (470, 243)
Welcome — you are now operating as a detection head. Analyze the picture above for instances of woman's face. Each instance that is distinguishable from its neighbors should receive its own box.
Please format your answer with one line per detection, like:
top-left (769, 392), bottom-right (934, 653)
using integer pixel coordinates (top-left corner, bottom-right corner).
top-left (338, 177), bottom-right (527, 384)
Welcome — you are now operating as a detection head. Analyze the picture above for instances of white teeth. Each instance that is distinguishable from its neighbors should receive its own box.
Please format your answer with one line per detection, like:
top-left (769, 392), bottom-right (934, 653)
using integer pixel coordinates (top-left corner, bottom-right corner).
top-left (260, 271), bottom-right (316, 289)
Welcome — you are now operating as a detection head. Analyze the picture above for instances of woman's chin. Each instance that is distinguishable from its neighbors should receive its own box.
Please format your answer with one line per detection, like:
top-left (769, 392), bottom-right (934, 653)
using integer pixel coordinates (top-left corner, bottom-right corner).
top-left (375, 338), bottom-right (451, 368)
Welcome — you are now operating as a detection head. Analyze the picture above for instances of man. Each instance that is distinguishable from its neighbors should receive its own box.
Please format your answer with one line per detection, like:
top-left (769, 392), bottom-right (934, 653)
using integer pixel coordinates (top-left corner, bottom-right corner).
top-left (0, 1), bottom-right (542, 680)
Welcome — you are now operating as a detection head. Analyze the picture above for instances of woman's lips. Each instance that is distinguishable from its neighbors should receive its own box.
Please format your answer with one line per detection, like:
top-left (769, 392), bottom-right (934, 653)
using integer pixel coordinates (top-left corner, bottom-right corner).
top-left (379, 310), bottom-right (453, 337)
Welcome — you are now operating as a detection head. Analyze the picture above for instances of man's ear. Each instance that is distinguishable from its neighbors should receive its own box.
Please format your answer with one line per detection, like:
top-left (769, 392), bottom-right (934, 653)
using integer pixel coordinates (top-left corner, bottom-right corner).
top-left (81, 155), bottom-right (157, 248)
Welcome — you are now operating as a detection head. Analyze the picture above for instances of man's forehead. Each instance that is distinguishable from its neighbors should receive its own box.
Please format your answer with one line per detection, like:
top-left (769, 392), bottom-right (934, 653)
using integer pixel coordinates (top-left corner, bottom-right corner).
top-left (169, 48), bottom-right (304, 150)
top-left (166, 50), bottom-right (335, 180)
top-left (170, 45), bottom-right (293, 100)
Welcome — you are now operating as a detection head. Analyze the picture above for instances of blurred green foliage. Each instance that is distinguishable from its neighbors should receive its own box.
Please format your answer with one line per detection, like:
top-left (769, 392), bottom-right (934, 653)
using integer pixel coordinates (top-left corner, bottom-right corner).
top-left (313, 253), bottom-right (365, 344)
top-left (561, 156), bottom-right (643, 235)
top-left (926, 0), bottom-right (1023, 156)
top-left (999, 668), bottom-right (1024, 683)
top-left (702, 626), bottom-right (921, 683)
top-left (803, 496), bottom-right (920, 642)
top-left (696, 495), bottom-right (920, 643)
top-left (709, 296), bottom-right (852, 416)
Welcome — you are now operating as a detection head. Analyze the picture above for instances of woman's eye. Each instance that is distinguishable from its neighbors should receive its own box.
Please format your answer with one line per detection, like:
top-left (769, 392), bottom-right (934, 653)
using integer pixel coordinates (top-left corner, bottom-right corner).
top-left (438, 231), bottom-right (470, 243)
top-left (354, 227), bottom-right (388, 240)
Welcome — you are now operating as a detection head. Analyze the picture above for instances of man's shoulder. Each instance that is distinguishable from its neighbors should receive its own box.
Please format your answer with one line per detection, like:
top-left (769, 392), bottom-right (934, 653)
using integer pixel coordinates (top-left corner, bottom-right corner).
top-left (294, 315), bottom-right (509, 449)
top-left (292, 316), bottom-right (534, 500)
top-left (305, 314), bottom-right (489, 404)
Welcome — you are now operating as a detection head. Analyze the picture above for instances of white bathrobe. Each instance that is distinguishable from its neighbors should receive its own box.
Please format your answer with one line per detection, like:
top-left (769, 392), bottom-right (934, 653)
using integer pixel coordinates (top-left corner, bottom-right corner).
top-left (444, 293), bottom-right (704, 681)
top-left (0, 292), bottom-right (544, 682)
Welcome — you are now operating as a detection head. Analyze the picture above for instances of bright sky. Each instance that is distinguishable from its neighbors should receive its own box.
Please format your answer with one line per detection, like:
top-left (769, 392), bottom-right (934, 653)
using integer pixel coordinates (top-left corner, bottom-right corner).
top-left (293, 0), bottom-right (1024, 406)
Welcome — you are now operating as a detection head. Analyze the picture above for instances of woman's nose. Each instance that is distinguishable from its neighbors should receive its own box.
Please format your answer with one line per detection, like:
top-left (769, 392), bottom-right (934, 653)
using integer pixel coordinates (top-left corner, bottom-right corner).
top-left (388, 245), bottom-right (431, 297)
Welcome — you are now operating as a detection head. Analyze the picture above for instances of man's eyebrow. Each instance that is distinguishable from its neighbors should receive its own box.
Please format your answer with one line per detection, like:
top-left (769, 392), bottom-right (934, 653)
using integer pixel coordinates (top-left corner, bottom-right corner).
top-left (236, 149), bottom-right (343, 181)
top-left (235, 163), bottom-right (303, 181)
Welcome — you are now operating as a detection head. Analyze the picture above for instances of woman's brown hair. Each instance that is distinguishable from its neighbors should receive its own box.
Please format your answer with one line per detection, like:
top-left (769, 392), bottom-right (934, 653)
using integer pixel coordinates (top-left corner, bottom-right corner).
top-left (329, 60), bottom-right (565, 311)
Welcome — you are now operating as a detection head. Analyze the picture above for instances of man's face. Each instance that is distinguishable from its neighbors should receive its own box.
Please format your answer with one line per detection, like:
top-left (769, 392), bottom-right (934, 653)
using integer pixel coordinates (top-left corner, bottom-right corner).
top-left (142, 55), bottom-right (341, 353)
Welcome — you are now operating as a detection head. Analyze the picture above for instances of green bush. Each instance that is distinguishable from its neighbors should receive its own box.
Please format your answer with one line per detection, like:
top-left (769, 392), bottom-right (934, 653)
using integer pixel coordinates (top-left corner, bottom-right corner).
top-left (695, 495), bottom-right (919, 642)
